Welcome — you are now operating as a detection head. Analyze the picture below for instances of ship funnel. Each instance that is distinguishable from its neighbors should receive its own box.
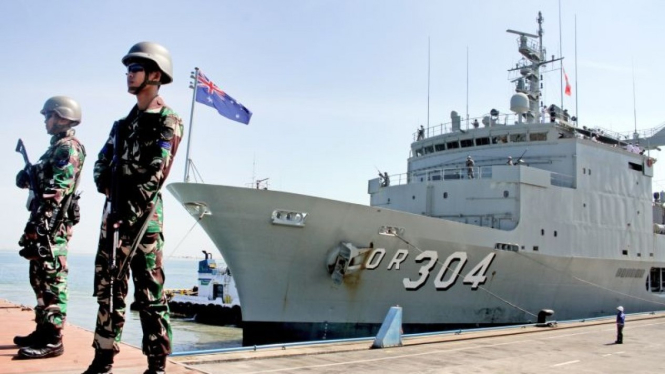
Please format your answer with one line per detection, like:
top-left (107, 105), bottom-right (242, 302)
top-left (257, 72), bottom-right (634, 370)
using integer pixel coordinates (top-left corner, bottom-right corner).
top-left (510, 93), bottom-right (530, 114)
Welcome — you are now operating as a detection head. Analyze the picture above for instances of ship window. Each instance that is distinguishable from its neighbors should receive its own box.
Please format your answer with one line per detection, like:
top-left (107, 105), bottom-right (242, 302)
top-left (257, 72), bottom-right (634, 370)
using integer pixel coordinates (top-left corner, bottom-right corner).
top-left (510, 133), bottom-right (526, 142)
top-left (541, 229), bottom-right (544, 236)
top-left (476, 137), bottom-right (490, 146)
top-left (529, 132), bottom-right (547, 141)
top-left (412, 195), bottom-right (416, 200)
top-left (589, 169), bottom-right (591, 175)
top-left (554, 231), bottom-right (558, 237)
top-left (533, 246), bottom-right (539, 251)
top-left (435, 143), bottom-right (445, 152)
top-left (447, 141), bottom-right (459, 149)
top-left (424, 145), bottom-right (434, 154)
top-left (628, 162), bottom-right (643, 172)
top-left (583, 168), bottom-right (586, 174)
top-left (443, 192), bottom-right (448, 199)
top-left (503, 190), bottom-right (509, 198)
top-left (415, 148), bottom-right (423, 157)
top-left (460, 139), bottom-right (474, 148)
top-left (622, 249), bottom-right (628, 256)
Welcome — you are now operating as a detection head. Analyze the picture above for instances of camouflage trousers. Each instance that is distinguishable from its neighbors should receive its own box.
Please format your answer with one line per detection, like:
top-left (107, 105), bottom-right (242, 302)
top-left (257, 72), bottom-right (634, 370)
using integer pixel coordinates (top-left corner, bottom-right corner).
top-left (92, 220), bottom-right (172, 356)
top-left (28, 244), bottom-right (69, 331)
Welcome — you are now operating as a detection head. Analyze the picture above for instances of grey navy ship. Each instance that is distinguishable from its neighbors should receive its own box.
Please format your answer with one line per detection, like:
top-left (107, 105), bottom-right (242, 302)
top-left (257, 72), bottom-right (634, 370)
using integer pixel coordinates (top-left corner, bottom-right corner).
top-left (168, 12), bottom-right (665, 346)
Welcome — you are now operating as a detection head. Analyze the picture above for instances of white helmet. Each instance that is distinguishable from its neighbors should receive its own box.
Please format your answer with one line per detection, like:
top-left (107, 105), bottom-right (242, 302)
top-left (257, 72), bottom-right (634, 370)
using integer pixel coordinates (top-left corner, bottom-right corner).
top-left (617, 306), bottom-right (624, 312)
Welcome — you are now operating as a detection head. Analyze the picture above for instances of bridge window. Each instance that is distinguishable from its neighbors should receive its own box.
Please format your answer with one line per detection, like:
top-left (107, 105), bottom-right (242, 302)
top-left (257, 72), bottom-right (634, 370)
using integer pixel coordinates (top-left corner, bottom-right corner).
top-left (476, 137), bottom-right (490, 146)
top-left (460, 139), bottom-right (474, 148)
top-left (510, 133), bottom-right (526, 142)
top-left (529, 132), bottom-right (547, 141)
top-left (447, 141), bottom-right (459, 149)
top-left (435, 143), bottom-right (445, 152)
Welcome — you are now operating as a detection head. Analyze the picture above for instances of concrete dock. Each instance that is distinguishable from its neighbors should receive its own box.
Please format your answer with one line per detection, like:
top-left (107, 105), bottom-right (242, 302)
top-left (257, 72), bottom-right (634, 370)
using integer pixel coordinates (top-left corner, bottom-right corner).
top-left (3, 297), bottom-right (664, 373)
top-left (0, 299), bottom-right (202, 374)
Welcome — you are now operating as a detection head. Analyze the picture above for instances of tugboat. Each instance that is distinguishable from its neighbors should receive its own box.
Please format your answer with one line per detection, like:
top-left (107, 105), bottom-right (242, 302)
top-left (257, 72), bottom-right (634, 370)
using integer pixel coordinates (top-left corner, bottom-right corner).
top-left (167, 251), bottom-right (242, 326)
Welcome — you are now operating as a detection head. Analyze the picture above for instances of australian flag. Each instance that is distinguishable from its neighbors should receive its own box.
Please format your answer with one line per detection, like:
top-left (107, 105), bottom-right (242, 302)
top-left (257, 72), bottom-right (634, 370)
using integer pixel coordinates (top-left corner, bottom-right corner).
top-left (195, 71), bottom-right (252, 124)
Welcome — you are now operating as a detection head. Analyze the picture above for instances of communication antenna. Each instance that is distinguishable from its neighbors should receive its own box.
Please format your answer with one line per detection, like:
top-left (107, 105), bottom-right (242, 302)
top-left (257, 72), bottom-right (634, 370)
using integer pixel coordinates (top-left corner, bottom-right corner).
top-left (427, 36), bottom-right (430, 129)
top-left (558, 0), bottom-right (564, 110)
top-left (466, 46), bottom-right (469, 129)
top-left (632, 59), bottom-right (637, 137)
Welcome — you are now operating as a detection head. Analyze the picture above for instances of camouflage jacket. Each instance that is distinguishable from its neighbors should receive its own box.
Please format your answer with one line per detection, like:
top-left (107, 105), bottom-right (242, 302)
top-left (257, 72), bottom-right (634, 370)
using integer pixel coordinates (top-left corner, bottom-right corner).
top-left (94, 97), bottom-right (183, 232)
top-left (22, 129), bottom-right (86, 250)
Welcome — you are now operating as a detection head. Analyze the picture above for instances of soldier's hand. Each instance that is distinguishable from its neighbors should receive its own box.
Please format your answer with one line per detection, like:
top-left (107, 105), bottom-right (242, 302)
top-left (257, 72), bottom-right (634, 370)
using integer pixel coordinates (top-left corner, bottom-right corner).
top-left (16, 169), bottom-right (30, 189)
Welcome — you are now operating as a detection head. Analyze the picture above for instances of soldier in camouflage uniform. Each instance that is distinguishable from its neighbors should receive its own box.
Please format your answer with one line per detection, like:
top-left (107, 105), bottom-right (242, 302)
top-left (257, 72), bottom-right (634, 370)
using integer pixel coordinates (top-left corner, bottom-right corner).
top-left (14, 96), bottom-right (85, 359)
top-left (83, 42), bottom-right (183, 374)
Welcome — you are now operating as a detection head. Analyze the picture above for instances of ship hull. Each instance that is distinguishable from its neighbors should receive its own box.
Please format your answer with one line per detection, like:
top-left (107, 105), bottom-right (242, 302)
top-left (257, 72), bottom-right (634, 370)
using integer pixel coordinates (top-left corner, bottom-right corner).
top-left (168, 183), bottom-right (665, 345)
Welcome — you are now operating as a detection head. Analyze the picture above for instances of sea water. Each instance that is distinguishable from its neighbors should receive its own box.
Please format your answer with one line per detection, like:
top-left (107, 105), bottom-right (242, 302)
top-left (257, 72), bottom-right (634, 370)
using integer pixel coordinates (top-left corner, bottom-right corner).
top-left (0, 250), bottom-right (242, 352)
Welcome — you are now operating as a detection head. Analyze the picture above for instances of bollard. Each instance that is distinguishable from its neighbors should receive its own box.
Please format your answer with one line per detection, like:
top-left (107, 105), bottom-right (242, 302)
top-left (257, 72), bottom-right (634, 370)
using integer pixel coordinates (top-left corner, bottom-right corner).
top-left (372, 306), bottom-right (403, 348)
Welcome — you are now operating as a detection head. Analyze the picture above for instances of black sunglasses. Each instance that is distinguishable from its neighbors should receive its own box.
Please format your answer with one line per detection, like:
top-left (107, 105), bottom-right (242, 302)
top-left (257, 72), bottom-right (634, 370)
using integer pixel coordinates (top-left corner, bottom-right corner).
top-left (127, 63), bottom-right (145, 74)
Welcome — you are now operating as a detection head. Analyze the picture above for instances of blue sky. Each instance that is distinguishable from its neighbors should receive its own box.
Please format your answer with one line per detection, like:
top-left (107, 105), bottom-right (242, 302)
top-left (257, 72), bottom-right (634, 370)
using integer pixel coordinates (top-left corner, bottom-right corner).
top-left (2, 0), bottom-right (665, 258)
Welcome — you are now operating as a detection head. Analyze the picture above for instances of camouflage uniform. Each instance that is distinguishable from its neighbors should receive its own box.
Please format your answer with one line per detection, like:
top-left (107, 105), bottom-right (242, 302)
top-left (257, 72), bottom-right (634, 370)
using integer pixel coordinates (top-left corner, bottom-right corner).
top-left (19, 129), bottom-right (85, 334)
top-left (92, 97), bottom-right (183, 357)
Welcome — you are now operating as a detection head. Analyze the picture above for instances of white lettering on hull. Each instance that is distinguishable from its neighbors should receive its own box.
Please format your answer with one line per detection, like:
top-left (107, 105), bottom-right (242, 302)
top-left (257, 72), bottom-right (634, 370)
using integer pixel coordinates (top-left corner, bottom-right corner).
top-left (364, 248), bottom-right (496, 291)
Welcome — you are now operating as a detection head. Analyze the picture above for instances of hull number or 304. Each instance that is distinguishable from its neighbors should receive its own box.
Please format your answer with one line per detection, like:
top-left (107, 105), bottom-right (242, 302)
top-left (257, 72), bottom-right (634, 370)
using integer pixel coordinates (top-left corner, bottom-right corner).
top-left (364, 249), bottom-right (496, 291)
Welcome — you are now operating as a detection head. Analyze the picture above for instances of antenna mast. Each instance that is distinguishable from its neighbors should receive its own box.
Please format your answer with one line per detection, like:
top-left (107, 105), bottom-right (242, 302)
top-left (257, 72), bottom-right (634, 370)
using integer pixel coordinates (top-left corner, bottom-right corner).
top-left (427, 36), bottom-right (430, 129)
top-left (558, 0), bottom-right (564, 109)
top-left (466, 46), bottom-right (469, 129)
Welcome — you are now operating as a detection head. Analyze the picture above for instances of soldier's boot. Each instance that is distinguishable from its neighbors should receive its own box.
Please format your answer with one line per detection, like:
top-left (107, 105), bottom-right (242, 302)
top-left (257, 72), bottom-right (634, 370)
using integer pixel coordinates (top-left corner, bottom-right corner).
top-left (83, 349), bottom-right (115, 374)
top-left (13, 324), bottom-right (44, 347)
top-left (81, 349), bottom-right (115, 374)
top-left (143, 355), bottom-right (167, 374)
top-left (17, 328), bottom-right (63, 359)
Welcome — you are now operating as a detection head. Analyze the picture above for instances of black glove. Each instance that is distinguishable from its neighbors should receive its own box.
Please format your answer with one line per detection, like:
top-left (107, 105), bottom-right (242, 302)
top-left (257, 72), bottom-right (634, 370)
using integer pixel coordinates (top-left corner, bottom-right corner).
top-left (16, 168), bottom-right (30, 189)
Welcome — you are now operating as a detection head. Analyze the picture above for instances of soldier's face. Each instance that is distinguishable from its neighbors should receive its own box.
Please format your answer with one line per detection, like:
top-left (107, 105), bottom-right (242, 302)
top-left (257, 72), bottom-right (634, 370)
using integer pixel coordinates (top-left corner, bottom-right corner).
top-left (126, 63), bottom-right (146, 91)
top-left (44, 112), bottom-right (70, 135)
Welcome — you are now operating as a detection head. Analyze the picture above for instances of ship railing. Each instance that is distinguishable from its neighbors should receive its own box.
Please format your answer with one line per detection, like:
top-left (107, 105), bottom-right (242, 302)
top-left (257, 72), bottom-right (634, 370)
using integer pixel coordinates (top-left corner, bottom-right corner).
top-left (388, 166), bottom-right (493, 186)
top-left (384, 167), bottom-right (573, 189)
top-left (412, 112), bottom-right (552, 141)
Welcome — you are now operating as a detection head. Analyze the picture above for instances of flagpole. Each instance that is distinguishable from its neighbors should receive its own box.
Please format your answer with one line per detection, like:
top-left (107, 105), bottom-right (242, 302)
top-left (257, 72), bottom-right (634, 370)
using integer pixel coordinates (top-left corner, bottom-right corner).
top-left (184, 67), bottom-right (200, 182)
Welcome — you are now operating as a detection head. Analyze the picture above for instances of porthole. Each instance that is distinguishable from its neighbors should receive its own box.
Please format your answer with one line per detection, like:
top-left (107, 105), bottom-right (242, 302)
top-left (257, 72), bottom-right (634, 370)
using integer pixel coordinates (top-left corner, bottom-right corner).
top-left (503, 190), bottom-right (509, 198)
top-left (443, 192), bottom-right (448, 199)
top-left (412, 195), bottom-right (416, 200)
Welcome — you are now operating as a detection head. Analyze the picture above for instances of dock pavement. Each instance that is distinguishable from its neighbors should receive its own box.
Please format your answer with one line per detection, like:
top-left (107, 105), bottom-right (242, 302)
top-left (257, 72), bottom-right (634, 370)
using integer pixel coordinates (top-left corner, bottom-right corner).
top-left (3, 297), bottom-right (665, 373)
top-left (0, 299), bottom-right (203, 374)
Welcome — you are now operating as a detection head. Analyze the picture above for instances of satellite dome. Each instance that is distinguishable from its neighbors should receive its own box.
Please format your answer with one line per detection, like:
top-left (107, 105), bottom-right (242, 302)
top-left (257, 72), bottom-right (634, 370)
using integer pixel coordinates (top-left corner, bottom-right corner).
top-left (510, 93), bottom-right (530, 114)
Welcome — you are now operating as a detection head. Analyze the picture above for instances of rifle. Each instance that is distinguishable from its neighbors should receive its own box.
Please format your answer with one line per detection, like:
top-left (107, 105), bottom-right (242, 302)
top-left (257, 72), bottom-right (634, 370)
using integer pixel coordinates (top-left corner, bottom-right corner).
top-left (107, 114), bottom-right (161, 314)
top-left (15, 139), bottom-right (53, 259)
top-left (108, 123), bottom-right (122, 316)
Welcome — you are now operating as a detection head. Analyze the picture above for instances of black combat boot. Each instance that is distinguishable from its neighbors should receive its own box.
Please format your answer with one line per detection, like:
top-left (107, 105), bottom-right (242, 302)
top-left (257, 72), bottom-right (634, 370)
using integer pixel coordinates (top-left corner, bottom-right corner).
top-left (13, 324), bottom-right (44, 347)
top-left (81, 349), bottom-right (115, 374)
top-left (143, 355), bottom-right (167, 374)
top-left (17, 328), bottom-right (63, 359)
